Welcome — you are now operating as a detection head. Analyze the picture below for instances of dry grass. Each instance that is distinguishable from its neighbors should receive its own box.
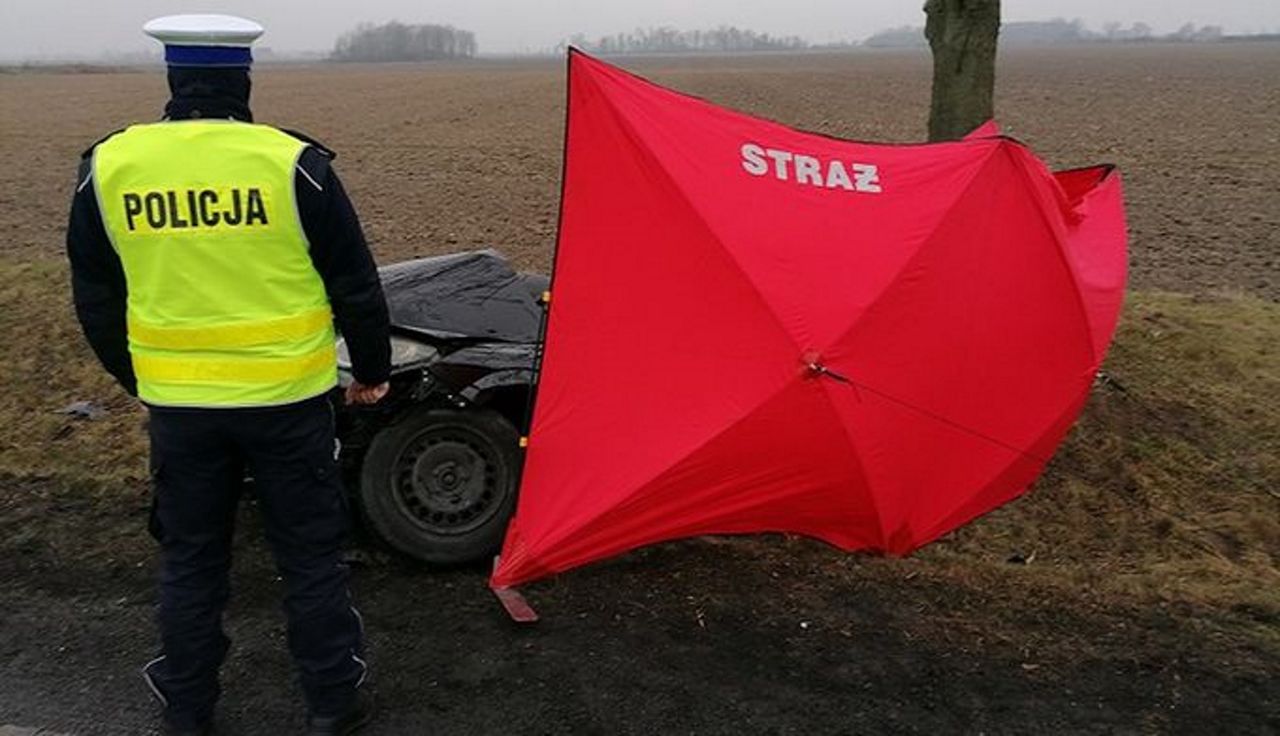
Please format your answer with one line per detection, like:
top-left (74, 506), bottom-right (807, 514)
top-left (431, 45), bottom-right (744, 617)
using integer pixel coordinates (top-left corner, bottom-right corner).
top-left (0, 260), bottom-right (148, 484)
top-left (934, 292), bottom-right (1278, 662)
top-left (6, 247), bottom-right (1276, 655)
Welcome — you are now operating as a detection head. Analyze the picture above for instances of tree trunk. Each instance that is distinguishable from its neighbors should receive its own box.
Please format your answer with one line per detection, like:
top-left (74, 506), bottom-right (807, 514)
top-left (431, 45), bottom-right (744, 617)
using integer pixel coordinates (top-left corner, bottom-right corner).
top-left (925, 0), bottom-right (1001, 141)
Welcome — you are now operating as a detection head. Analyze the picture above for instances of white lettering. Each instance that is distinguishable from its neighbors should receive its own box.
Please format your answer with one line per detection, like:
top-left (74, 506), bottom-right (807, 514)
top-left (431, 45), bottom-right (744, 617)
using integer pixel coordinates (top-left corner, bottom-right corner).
top-left (825, 160), bottom-right (854, 191)
top-left (741, 143), bottom-right (768, 176)
top-left (739, 142), bottom-right (883, 194)
top-left (794, 155), bottom-right (823, 186)
top-left (853, 164), bottom-right (882, 193)
top-left (764, 148), bottom-right (793, 181)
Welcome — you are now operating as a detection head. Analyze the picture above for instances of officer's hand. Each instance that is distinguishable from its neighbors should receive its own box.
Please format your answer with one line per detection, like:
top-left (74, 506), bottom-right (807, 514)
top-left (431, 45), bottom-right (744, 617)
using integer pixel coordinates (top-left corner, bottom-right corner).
top-left (345, 381), bottom-right (390, 405)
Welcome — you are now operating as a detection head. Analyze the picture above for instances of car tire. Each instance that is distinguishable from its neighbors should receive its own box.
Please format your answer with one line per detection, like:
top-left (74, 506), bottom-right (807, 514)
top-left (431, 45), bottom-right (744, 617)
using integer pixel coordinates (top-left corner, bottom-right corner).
top-left (358, 407), bottom-right (521, 565)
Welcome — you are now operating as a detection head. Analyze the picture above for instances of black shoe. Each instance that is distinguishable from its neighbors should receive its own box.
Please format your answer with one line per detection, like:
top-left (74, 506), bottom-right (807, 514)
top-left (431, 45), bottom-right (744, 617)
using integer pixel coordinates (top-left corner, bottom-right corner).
top-left (306, 692), bottom-right (375, 736)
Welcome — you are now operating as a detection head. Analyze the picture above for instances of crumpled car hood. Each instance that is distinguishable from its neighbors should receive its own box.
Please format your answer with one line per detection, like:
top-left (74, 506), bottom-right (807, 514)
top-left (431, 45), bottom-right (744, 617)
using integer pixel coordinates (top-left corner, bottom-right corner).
top-left (378, 250), bottom-right (547, 344)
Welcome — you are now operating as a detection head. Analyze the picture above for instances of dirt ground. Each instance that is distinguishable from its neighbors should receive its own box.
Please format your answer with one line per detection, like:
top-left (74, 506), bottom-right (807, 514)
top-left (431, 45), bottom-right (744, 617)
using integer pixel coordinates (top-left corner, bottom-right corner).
top-left (2, 44), bottom-right (1277, 295)
top-left (1, 44), bottom-right (1278, 734)
top-left (3, 470), bottom-right (1277, 736)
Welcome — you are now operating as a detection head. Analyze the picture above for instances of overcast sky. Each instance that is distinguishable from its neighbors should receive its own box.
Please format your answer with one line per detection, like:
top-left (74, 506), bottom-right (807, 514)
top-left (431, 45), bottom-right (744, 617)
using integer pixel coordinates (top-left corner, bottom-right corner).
top-left (2, 0), bottom-right (1278, 59)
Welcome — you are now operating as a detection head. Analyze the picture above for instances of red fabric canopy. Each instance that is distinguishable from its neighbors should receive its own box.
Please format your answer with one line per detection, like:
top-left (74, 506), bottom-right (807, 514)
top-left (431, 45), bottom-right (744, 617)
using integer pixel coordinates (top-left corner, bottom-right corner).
top-left (491, 51), bottom-right (1127, 588)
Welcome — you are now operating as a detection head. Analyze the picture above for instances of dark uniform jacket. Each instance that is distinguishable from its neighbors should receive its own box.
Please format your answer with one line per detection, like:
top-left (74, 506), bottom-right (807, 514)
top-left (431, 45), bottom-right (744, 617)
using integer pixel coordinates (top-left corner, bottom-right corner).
top-left (67, 105), bottom-right (391, 397)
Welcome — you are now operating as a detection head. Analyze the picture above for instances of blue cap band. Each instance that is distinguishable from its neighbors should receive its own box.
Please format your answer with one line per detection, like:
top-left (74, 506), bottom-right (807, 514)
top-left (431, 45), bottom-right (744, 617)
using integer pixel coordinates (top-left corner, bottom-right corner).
top-left (165, 44), bottom-right (253, 67)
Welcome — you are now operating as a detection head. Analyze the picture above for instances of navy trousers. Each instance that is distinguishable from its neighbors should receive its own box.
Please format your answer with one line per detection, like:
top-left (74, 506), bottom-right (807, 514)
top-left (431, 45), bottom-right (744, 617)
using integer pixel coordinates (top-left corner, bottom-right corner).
top-left (143, 394), bottom-right (366, 729)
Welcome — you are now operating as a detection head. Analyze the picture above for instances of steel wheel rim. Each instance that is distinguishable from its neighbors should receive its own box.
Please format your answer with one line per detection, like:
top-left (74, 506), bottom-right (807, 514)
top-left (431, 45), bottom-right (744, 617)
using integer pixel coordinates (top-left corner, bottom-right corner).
top-left (389, 421), bottom-right (505, 536)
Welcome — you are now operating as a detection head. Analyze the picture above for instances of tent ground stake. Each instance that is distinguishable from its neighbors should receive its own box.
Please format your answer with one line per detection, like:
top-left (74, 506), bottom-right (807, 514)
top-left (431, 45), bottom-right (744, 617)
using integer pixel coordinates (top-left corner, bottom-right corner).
top-left (492, 585), bottom-right (539, 622)
top-left (490, 557), bottom-right (539, 623)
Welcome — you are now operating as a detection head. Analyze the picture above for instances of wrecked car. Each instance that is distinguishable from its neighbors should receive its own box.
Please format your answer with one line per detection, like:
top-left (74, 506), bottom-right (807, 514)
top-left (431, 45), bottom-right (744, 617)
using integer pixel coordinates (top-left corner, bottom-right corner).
top-left (334, 250), bottom-right (546, 565)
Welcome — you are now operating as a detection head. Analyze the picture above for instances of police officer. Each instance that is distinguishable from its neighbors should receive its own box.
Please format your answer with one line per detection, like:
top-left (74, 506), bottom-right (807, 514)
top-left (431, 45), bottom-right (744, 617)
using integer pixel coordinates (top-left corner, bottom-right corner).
top-left (66, 15), bottom-right (388, 736)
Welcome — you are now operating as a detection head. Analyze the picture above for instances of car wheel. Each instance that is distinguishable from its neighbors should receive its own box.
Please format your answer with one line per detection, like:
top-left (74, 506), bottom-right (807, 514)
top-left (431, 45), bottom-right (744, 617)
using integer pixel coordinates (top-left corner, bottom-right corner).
top-left (359, 407), bottom-right (521, 565)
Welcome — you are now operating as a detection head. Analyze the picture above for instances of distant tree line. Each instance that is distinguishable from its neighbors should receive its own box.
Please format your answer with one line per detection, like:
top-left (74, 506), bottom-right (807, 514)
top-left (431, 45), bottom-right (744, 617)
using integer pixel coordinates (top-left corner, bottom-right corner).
top-left (560, 26), bottom-right (809, 55)
top-left (864, 18), bottom-right (1227, 48)
top-left (332, 21), bottom-right (477, 62)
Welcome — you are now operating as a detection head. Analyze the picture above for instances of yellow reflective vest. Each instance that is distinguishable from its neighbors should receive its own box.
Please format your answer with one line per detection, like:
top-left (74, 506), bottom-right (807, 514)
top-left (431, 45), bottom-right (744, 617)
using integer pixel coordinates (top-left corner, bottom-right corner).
top-left (93, 121), bottom-right (337, 407)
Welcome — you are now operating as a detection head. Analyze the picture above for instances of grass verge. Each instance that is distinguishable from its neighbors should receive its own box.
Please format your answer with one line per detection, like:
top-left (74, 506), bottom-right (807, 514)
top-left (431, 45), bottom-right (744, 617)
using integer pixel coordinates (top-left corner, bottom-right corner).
top-left (2, 257), bottom-right (1276, 653)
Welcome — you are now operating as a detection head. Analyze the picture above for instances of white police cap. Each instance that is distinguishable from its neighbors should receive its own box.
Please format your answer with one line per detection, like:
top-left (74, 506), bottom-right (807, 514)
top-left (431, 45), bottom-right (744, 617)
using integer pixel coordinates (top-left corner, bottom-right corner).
top-left (143, 14), bottom-right (264, 67)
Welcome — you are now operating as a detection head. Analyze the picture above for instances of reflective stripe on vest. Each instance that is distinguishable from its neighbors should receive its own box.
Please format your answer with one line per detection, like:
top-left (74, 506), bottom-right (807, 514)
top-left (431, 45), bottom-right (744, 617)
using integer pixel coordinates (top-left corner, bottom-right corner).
top-left (132, 343), bottom-right (338, 384)
top-left (127, 307), bottom-right (334, 351)
top-left (93, 121), bottom-right (337, 407)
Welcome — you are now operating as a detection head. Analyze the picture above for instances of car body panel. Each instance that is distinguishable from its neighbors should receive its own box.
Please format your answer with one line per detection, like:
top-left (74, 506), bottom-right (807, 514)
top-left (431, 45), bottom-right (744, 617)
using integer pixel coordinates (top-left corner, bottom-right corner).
top-left (335, 250), bottom-right (543, 452)
top-left (380, 250), bottom-right (548, 345)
